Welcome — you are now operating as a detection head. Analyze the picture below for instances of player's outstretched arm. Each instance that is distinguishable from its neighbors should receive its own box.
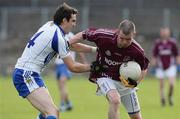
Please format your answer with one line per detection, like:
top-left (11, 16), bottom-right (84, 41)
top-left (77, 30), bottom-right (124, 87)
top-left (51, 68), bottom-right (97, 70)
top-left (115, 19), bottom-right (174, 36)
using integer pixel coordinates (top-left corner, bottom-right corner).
top-left (176, 55), bottom-right (180, 65)
top-left (70, 43), bottom-right (97, 53)
top-left (63, 55), bottom-right (90, 73)
top-left (150, 57), bottom-right (157, 67)
top-left (63, 56), bottom-right (105, 73)
top-left (68, 31), bottom-right (97, 53)
top-left (78, 52), bottom-right (88, 64)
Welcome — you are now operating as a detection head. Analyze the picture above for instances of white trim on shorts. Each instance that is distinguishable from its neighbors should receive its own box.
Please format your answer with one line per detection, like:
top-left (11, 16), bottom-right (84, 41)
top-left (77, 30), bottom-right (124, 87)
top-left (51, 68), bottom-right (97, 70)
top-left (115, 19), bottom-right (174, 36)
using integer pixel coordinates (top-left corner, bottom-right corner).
top-left (96, 77), bottom-right (140, 113)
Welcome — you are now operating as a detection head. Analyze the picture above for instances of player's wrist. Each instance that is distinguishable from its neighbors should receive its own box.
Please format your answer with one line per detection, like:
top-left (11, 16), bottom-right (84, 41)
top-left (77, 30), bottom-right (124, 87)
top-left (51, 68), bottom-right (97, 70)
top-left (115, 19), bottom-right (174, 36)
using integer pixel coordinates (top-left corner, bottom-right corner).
top-left (91, 47), bottom-right (97, 52)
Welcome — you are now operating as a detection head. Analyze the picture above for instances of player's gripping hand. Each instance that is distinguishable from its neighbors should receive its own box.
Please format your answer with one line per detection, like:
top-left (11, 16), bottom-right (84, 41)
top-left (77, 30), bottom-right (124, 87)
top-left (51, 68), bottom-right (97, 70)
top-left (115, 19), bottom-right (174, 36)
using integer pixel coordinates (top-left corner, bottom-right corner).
top-left (90, 61), bottom-right (108, 73)
top-left (119, 76), bottom-right (138, 88)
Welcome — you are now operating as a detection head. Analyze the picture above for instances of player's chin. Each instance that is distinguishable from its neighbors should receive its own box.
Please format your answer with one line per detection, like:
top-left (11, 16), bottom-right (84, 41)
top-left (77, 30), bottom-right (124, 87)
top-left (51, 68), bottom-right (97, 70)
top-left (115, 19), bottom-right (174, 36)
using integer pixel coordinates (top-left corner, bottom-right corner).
top-left (124, 44), bottom-right (131, 48)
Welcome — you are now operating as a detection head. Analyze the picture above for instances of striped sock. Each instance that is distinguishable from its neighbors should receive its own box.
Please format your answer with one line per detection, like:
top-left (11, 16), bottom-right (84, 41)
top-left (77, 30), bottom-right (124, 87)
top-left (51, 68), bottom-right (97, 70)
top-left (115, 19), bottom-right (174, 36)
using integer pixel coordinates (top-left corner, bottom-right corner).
top-left (37, 113), bottom-right (45, 119)
top-left (46, 115), bottom-right (57, 119)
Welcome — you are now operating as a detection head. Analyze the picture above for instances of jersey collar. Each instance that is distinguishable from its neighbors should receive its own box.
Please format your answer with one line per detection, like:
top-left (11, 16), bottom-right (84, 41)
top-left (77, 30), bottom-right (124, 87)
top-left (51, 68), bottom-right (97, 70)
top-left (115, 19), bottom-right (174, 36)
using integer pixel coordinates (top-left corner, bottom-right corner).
top-left (54, 23), bottom-right (66, 36)
top-left (59, 26), bottom-right (66, 36)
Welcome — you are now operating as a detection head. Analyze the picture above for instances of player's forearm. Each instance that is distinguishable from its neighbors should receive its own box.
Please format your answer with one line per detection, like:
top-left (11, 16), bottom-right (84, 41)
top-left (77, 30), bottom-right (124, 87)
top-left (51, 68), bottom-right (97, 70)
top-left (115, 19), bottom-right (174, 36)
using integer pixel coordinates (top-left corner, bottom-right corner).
top-left (137, 69), bottom-right (148, 84)
top-left (176, 56), bottom-right (180, 65)
top-left (69, 62), bottom-right (90, 73)
top-left (63, 55), bottom-right (90, 73)
top-left (78, 53), bottom-right (88, 64)
top-left (70, 43), bottom-right (97, 53)
top-left (151, 57), bottom-right (157, 66)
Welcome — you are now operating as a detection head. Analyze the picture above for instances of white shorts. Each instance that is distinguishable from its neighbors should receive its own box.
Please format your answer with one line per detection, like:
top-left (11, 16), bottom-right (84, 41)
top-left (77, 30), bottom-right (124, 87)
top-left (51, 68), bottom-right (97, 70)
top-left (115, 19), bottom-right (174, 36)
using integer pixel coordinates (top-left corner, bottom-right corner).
top-left (96, 77), bottom-right (140, 114)
top-left (156, 65), bottom-right (177, 79)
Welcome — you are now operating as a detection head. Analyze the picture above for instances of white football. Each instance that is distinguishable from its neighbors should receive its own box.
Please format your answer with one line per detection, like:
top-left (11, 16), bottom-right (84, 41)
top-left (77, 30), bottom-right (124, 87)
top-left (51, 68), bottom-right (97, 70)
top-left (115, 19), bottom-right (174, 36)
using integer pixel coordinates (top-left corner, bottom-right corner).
top-left (119, 61), bottom-right (141, 81)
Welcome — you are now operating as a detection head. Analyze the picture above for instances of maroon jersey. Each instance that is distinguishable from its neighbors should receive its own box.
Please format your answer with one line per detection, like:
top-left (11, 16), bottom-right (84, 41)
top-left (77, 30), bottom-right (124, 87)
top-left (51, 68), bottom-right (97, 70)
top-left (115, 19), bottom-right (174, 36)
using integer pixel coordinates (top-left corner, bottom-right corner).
top-left (153, 38), bottom-right (178, 70)
top-left (82, 28), bottom-right (149, 82)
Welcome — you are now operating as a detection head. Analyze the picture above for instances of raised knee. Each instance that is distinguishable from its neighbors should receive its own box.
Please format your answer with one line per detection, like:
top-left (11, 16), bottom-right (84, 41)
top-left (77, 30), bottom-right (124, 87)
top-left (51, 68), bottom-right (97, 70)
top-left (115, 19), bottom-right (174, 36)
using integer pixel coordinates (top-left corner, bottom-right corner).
top-left (110, 97), bottom-right (121, 106)
top-left (107, 91), bottom-right (121, 106)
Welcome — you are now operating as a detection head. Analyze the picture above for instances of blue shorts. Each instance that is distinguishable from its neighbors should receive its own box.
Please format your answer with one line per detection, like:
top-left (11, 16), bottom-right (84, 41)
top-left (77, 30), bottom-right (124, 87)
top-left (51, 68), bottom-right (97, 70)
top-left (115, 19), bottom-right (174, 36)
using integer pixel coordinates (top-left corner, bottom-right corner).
top-left (177, 65), bottom-right (180, 73)
top-left (56, 64), bottom-right (72, 80)
top-left (12, 68), bottom-right (45, 98)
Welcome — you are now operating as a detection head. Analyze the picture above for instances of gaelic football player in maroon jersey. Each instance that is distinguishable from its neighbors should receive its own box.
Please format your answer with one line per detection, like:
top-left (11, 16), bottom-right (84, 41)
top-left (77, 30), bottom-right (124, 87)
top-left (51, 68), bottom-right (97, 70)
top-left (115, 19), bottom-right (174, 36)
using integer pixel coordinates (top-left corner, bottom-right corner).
top-left (69, 19), bottom-right (149, 119)
top-left (151, 27), bottom-right (180, 106)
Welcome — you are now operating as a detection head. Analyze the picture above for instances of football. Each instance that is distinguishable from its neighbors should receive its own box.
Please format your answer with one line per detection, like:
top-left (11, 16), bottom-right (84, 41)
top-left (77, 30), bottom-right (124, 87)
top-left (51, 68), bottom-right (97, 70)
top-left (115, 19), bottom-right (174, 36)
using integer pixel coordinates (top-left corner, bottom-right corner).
top-left (119, 61), bottom-right (141, 81)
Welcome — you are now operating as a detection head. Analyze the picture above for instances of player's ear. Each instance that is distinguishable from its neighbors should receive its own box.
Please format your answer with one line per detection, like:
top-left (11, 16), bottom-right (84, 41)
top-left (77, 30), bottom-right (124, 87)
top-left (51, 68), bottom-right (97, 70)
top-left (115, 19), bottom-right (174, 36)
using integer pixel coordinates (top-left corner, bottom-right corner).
top-left (133, 32), bottom-right (136, 37)
top-left (62, 18), bottom-right (68, 23)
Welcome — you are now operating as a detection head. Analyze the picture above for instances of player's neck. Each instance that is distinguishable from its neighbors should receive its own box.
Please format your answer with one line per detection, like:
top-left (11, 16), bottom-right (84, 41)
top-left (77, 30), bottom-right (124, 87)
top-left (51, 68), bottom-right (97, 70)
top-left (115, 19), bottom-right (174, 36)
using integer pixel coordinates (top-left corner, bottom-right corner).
top-left (162, 39), bottom-right (168, 43)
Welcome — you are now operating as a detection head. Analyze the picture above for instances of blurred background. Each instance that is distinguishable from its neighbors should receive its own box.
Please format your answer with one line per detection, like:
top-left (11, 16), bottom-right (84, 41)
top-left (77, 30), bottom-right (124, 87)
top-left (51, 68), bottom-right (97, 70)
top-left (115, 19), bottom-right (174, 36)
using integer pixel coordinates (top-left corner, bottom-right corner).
top-left (0, 0), bottom-right (179, 76)
top-left (0, 1), bottom-right (180, 119)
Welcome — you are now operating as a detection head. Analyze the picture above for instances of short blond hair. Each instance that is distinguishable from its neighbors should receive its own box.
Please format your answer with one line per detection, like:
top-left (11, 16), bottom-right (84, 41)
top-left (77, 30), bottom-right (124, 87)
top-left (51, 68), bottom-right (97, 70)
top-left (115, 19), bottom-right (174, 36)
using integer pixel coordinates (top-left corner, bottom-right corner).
top-left (118, 19), bottom-right (136, 35)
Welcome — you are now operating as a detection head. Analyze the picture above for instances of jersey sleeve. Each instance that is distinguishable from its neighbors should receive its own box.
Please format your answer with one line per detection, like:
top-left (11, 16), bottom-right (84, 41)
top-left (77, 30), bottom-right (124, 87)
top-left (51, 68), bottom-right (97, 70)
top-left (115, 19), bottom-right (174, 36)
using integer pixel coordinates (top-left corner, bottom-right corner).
top-left (52, 29), bottom-right (71, 59)
top-left (82, 28), bottom-right (100, 43)
top-left (132, 42), bottom-right (149, 70)
top-left (135, 51), bottom-right (149, 70)
top-left (65, 32), bottom-right (74, 41)
top-left (58, 37), bottom-right (71, 58)
top-left (152, 40), bottom-right (159, 57)
top-left (171, 40), bottom-right (179, 56)
top-left (131, 40), bottom-right (149, 70)
top-left (82, 28), bottom-right (116, 45)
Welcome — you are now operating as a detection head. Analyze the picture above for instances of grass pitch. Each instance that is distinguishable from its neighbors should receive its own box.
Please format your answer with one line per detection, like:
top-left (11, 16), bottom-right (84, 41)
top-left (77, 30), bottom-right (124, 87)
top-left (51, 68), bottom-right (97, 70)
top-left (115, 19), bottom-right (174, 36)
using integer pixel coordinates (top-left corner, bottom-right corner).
top-left (0, 75), bottom-right (180, 119)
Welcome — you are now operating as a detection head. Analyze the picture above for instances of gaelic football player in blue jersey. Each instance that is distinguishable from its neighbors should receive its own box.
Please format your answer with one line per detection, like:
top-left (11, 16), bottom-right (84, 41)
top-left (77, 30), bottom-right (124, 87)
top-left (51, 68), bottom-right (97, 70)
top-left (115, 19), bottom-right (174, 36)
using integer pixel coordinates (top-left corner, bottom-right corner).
top-left (12, 3), bottom-right (97, 119)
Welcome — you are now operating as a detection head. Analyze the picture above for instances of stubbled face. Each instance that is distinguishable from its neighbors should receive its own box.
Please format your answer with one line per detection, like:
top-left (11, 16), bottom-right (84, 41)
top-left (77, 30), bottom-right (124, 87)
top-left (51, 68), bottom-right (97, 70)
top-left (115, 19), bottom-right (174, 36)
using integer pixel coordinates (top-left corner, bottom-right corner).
top-left (117, 30), bottom-right (135, 48)
top-left (160, 28), bottom-right (170, 40)
top-left (63, 14), bottom-right (77, 33)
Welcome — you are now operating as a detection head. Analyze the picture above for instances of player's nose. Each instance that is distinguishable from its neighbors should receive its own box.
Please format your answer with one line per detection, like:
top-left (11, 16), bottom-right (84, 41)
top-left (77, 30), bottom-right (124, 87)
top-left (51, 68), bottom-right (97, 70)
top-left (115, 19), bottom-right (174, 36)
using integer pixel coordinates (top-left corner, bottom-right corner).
top-left (72, 22), bottom-right (76, 27)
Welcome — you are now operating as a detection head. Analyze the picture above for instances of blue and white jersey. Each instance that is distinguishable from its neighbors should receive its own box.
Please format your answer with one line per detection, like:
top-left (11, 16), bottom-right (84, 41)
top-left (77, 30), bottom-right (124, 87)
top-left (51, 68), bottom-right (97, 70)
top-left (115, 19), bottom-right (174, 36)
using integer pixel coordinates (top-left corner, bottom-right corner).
top-left (15, 21), bottom-right (70, 74)
top-left (55, 32), bottom-right (76, 65)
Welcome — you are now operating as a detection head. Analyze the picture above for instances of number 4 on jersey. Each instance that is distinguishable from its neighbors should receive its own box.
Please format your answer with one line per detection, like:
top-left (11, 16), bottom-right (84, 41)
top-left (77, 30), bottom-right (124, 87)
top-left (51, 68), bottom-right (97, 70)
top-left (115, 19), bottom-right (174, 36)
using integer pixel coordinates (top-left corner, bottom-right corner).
top-left (27, 31), bottom-right (44, 48)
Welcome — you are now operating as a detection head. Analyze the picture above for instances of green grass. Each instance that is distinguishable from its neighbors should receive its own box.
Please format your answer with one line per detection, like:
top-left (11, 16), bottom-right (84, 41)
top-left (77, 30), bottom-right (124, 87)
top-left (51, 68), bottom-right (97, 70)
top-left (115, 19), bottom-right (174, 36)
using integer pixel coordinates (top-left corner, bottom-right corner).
top-left (0, 75), bottom-right (180, 119)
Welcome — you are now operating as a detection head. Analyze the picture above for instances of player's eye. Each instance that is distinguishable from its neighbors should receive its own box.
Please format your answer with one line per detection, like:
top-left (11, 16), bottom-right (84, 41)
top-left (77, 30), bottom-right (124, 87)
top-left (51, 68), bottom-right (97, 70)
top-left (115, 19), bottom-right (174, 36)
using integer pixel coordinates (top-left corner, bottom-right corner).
top-left (126, 38), bottom-right (132, 41)
top-left (72, 20), bottom-right (76, 22)
top-left (120, 37), bottom-right (131, 41)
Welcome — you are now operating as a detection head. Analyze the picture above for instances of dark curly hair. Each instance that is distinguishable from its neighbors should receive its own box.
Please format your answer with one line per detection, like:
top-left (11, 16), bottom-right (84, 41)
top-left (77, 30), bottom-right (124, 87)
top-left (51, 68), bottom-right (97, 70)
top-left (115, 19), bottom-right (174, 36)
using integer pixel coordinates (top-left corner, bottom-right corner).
top-left (53, 3), bottom-right (78, 25)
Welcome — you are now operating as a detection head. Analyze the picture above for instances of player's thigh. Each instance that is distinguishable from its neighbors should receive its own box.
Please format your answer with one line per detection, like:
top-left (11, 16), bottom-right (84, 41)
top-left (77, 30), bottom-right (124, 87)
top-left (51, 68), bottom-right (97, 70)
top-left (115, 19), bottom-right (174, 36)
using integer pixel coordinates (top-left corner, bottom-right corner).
top-left (58, 76), bottom-right (67, 86)
top-left (96, 77), bottom-right (120, 102)
top-left (166, 65), bottom-right (177, 81)
top-left (96, 77), bottom-right (116, 96)
top-left (56, 64), bottom-right (72, 80)
top-left (107, 90), bottom-right (121, 104)
top-left (121, 91), bottom-right (140, 115)
top-left (155, 68), bottom-right (164, 79)
top-left (97, 78), bottom-right (120, 104)
top-left (26, 87), bottom-right (57, 114)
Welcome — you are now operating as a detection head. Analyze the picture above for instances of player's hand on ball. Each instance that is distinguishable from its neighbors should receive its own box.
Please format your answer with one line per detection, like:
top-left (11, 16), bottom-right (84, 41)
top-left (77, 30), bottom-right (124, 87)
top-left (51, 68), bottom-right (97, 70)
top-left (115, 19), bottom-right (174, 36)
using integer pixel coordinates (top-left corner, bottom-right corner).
top-left (90, 61), bottom-right (108, 73)
top-left (119, 61), bottom-right (141, 88)
top-left (119, 76), bottom-right (138, 88)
